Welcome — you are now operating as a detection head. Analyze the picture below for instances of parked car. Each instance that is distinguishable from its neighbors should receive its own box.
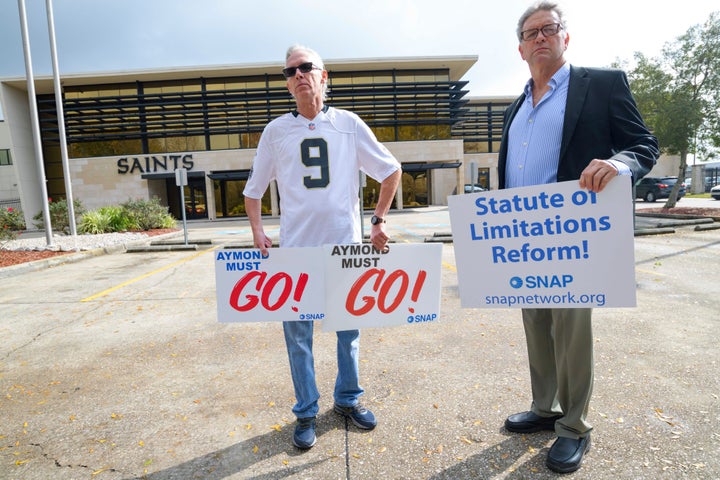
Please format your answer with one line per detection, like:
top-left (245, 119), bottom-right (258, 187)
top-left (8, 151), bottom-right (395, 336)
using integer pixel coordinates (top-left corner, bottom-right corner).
top-left (464, 184), bottom-right (486, 193)
top-left (711, 184), bottom-right (720, 200)
top-left (634, 176), bottom-right (686, 202)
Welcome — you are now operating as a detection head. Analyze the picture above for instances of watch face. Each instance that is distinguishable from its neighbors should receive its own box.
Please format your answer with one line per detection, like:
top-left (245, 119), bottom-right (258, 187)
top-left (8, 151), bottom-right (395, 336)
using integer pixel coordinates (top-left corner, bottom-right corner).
top-left (371, 215), bottom-right (384, 225)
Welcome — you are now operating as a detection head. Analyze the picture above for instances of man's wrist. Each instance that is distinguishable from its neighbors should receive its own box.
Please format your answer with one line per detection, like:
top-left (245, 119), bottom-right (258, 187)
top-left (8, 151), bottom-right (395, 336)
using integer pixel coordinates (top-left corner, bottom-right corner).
top-left (370, 214), bottom-right (385, 225)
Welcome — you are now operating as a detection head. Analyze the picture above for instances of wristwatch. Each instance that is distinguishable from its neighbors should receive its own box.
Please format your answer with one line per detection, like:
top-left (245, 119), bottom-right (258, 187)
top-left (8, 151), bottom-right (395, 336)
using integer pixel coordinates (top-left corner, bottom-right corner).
top-left (370, 215), bottom-right (385, 225)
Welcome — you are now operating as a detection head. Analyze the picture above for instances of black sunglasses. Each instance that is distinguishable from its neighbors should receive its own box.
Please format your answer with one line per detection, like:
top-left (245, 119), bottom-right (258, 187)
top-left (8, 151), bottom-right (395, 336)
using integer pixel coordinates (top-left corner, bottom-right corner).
top-left (282, 62), bottom-right (321, 78)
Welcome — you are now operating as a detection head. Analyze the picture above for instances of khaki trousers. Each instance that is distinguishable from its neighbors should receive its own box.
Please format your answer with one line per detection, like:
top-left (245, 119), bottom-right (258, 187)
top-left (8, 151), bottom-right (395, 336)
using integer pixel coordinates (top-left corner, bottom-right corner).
top-left (521, 308), bottom-right (594, 438)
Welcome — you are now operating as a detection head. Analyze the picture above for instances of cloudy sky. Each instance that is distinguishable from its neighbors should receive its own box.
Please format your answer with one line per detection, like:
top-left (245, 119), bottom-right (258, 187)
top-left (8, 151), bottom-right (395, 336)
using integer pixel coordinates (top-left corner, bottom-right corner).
top-left (0, 0), bottom-right (717, 100)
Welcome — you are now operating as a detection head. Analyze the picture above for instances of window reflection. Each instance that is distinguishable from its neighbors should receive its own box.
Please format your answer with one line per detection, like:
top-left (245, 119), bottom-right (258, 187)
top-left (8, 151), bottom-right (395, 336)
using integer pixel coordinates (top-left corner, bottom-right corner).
top-left (402, 171), bottom-right (428, 208)
top-left (213, 179), bottom-right (272, 218)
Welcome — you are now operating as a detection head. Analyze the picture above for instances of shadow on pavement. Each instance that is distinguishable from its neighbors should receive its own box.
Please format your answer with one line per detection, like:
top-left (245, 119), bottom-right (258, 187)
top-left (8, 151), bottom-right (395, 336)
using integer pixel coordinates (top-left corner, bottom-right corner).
top-left (124, 410), bottom-right (339, 480)
top-left (429, 434), bottom-right (554, 479)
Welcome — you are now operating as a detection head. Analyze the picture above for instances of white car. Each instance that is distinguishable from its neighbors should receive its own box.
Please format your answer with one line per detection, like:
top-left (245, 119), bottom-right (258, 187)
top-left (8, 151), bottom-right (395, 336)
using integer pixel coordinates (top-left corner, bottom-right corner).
top-left (711, 184), bottom-right (720, 200)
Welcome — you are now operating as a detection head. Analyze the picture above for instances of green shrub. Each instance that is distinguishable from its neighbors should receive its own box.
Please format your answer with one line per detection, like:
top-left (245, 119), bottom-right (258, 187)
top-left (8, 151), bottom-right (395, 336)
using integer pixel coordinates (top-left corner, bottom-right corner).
top-left (33, 198), bottom-right (85, 234)
top-left (34, 198), bottom-right (175, 235)
top-left (0, 207), bottom-right (26, 241)
top-left (78, 209), bottom-right (111, 234)
top-left (102, 205), bottom-right (135, 232)
top-left (121, 198), bottom-right (176, 230)
top-left (78, 205), bottom-right (136, 234)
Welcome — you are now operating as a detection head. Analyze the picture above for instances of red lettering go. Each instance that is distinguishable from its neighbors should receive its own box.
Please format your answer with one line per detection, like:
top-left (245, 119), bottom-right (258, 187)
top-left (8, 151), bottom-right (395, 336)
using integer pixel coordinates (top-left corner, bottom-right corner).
top-left (345, 268), bottom-right (426, 316)
top-left (229, 271), bottom-right (308, 312)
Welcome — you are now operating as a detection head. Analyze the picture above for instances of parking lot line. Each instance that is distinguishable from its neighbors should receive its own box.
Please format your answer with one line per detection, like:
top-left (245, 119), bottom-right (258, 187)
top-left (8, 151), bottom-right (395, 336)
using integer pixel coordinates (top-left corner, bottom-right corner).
top-left (80, 246), bottom-right (219, 302)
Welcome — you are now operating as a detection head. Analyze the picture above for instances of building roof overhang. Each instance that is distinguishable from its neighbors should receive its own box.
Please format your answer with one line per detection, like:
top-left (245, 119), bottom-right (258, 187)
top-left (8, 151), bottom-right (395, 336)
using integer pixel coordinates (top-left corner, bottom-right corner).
top-left (1, 55), bottom-right (478, 94)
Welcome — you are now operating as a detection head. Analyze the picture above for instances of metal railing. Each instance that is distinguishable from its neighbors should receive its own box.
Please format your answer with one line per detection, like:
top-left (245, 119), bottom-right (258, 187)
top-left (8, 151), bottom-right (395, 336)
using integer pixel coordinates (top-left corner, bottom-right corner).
top-left (0, 199), bottom-right (22, 211)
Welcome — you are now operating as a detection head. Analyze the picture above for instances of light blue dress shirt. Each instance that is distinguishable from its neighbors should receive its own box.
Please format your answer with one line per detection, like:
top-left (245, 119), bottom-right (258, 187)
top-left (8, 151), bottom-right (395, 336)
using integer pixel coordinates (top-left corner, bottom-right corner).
top-left (506, 63), bottom-right (570, 188)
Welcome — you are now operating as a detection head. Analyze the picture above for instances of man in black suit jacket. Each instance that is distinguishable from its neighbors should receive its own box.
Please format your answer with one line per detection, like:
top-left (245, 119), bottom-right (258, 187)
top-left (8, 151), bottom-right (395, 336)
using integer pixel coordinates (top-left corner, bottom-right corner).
top-left (499, 65), bottom-right (658, 188)
top-left (498, 2), bottom-right (659, 474)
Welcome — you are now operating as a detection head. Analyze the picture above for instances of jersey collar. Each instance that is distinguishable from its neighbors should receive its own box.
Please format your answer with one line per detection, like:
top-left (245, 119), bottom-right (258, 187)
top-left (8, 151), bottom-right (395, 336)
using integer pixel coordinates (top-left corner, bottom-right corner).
top-left (292, 104), bottom-right (329, 118)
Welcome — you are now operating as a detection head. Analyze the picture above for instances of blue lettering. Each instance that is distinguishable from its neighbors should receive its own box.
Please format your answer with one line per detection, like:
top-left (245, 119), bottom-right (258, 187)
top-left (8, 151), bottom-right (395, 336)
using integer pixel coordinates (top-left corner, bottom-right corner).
top-left (524, 275), bottom-right (574, 289)
top-left (216, 250), bottom-right (267, 261)
top-left (407, 313), bottom-right (437, 323)
top-left (225, 261), bottom-right (262, 271)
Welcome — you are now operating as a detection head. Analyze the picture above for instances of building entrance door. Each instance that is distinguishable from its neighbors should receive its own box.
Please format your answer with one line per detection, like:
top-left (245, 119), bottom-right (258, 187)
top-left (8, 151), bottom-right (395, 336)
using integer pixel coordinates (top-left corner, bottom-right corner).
top-left (182, 177), bottom-right (207, 219)
top-left (166, 176), bottom-right (208, 220)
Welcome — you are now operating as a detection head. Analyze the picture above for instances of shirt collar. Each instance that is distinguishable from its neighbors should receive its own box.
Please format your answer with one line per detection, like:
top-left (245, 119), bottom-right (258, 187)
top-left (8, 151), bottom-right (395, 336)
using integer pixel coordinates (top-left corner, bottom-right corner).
top-left (292, 104), bottom-right (329, 118)
top-left (523, 62), bottom-right (571, 97)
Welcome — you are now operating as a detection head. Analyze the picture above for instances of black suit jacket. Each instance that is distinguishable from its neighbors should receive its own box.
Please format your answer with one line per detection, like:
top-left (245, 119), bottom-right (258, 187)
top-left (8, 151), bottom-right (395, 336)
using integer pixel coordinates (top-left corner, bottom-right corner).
top-left (498, 65), bottom-right (659, 189)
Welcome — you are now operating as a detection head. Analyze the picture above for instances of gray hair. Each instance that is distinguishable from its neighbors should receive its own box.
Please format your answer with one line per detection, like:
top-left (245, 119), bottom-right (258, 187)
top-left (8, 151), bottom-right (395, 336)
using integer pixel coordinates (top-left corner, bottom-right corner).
top-left (516, 1), bottom-right (567, 42)
top-left (285, 44), bottom-right (328, 100)
top-left (285, 44), bottom-right (325, 70)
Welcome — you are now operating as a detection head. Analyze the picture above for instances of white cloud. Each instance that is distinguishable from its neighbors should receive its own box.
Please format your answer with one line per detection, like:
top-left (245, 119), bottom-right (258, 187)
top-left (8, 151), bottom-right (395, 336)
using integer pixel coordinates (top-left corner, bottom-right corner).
top-left (0, 0), bottom-right (717, 97)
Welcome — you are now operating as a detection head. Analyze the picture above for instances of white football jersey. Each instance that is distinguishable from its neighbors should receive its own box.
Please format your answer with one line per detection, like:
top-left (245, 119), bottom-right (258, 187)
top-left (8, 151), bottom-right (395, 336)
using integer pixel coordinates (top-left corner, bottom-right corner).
top-left (243, 106), bottom-right (400, 247)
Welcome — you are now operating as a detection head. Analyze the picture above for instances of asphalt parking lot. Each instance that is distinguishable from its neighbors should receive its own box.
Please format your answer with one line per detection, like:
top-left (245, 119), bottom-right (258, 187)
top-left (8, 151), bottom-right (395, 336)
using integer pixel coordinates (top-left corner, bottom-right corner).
top-left (1, 203), bottom-right (719, 479)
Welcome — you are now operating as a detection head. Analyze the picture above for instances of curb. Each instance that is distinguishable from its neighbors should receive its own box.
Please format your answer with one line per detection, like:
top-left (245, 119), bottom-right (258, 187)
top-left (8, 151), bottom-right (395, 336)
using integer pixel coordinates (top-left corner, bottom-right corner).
top-left (0, 231), bottom-right (183, 279)
top-left (634, 227), bottom-right (677, 236)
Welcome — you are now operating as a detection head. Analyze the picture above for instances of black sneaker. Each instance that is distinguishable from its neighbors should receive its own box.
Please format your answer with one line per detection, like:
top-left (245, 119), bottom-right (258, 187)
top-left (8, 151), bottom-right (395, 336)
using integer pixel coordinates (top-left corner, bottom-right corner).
top-left (334, 403), bottom-right (377, 430)
top-left (292, 416), bottom-right (316, 449)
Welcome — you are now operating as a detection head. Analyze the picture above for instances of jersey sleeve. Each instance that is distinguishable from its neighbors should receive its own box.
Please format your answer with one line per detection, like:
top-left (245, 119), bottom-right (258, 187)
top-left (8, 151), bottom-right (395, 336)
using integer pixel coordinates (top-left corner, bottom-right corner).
top-left (354, 117), bottom-right (401, 182)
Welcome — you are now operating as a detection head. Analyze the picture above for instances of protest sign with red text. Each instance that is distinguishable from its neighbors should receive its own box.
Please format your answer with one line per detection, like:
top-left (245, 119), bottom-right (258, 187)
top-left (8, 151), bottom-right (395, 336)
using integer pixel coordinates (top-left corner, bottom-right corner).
top-left (322, 243), bottom-right (442, 331)
top-left (214, 243), bottom-right (442, 330)
top-left (215, 247), bottom-right (325, 323)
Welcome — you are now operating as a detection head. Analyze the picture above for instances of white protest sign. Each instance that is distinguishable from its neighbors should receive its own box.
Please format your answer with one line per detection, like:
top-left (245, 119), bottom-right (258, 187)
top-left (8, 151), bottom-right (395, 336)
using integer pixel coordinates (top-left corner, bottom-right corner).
top-left (448, 177), bottom-right (635, 308)
top-left (214, 244), bottom-right (444, 329)
top-left (321, 243), bottom-right (443, 331)
top-left (215, 248), bottom-right (326, 323)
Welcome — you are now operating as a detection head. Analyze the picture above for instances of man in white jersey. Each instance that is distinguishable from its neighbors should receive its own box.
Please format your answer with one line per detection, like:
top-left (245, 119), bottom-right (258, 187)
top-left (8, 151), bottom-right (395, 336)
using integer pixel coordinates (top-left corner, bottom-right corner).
top-left (243, 45), bottom-right (401, 450)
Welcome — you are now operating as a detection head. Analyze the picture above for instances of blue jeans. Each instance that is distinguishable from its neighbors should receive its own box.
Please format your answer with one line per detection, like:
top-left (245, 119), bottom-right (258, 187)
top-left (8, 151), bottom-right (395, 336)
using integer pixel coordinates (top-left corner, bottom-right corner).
top-left (282, 320), bottom-right (364, 418)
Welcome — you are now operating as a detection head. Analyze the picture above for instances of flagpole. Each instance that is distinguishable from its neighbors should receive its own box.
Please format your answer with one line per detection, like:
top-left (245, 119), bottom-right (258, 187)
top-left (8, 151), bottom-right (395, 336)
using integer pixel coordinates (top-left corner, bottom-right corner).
top-left (46, 0), bottom-right (78, 245)
top-left (17, 0), bottom-right (53, 245)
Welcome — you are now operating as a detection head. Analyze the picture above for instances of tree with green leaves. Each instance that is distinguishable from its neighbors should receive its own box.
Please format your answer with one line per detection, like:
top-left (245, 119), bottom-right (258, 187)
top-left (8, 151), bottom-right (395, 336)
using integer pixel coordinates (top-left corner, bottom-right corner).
top-left (619, 11), bottom-right (720, 208)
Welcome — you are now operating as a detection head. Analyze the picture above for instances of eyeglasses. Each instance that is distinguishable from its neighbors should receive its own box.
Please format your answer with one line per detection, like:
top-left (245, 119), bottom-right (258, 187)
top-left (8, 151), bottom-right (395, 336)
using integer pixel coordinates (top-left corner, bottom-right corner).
top-left (520, 23), bottom-right (563, 42)
top-left (282, 62), bottom-right (322, 78)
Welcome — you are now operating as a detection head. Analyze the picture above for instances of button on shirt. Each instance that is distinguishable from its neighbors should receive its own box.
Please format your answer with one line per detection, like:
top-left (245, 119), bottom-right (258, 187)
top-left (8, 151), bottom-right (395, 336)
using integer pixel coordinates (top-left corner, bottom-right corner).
top-left (506, 63), bottom-right (570, 188)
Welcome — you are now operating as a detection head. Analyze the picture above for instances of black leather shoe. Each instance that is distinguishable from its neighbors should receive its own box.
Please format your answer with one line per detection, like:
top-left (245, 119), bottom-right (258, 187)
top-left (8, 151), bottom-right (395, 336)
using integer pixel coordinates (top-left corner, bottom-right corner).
top-left (505, 411), bottom-right (562, 433)
top-left (546, 435), bottom-right (591, 473)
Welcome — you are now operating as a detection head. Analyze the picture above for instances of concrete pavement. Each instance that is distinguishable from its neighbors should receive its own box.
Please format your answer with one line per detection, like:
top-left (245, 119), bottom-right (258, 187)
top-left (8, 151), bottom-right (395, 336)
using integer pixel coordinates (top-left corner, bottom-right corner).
top-left (1, 205), bottom-right (719, 479)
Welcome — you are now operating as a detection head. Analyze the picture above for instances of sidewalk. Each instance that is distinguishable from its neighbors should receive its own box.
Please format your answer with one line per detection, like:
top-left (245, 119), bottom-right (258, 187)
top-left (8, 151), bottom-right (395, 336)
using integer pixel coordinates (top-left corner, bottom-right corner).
top-left (1, 206), bottom-right (718, 479)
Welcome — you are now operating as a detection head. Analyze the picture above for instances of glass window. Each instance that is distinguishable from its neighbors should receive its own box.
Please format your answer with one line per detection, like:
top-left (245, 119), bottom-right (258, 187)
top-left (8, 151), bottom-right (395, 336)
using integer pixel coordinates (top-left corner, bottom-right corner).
top-left (210, 135), bottom-right (229, 150)
top-left (402, 171), bottom-right (428, 207)
top-left (361, 176), bottom-right (396, 210)
top-left (464, 142), bottom-right (488, 154)
top-left (213, 179), bottom-right (272, 217)
top-left (397, 125), bottom-right (420, 141)
top-left (0, 149), bottom-right (12, 165)
top-left (186, 136), bottom-right (205, 152)
top-left (148, 138), bottom-right (168, 153)
top-left (268, 78), bottom-right (288, 89)
top-left (330, 75), bottom-right (353, 86)
top-left (475, 168), bottom-right (490, 190)
top-left (247, 132), bottom-right (262, 149)
top-left (68, 139), bottom-right (143, 158)
top-left (372, 126), bottom-right (395, 142)
top-left (417, 124), bottom-right (440, 140)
